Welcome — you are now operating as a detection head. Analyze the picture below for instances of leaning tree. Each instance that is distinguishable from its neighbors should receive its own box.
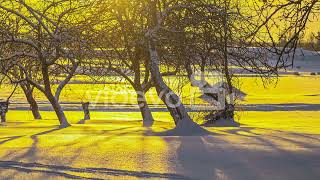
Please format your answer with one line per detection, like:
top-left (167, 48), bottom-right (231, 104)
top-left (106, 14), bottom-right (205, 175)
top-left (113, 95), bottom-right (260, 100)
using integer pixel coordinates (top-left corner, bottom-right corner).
top-left (145, 0), bottom-right (206, 130)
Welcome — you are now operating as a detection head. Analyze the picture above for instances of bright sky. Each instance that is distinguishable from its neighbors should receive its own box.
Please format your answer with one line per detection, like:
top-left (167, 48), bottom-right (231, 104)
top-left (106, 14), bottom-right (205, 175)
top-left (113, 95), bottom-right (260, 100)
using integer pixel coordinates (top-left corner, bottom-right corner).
top-left (305, 15), bottom-right (320, 40)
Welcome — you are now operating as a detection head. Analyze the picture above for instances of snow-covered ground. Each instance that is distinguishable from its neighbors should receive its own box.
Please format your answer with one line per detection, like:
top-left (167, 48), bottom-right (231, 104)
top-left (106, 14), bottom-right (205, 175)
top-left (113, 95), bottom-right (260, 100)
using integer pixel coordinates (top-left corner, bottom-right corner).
top-left (0, 49), bottom-right (319, 179)
top-left (0, 110), bottom-right (319, 180)
top-left (286, 49), bottom-right (320, 73)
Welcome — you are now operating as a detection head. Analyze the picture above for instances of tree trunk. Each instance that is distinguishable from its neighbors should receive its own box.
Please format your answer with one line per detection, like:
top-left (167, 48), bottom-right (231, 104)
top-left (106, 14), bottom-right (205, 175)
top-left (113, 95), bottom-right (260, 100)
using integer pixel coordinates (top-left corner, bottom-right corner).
top-left (0, 112), bottom-right (6, 123)
top-left (0, 101), bottom-right (9, 123)
top-left (46, 93), bottom-right (70, 128)
top-left (222, 3), bottom-right (235, 121)
top-left (148, 40), bottom-right (194, 127)
top-left (22, 87), bottom-right (42, 120)
top-left (82, 102), bottom-right (90, 120)
top-left (136, 91), bottom-right (154, 127)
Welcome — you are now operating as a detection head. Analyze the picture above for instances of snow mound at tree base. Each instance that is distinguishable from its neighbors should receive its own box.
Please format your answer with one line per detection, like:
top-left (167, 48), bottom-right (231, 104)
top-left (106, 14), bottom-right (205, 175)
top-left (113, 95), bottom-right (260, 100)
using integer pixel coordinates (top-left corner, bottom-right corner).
top-left (156, 118), bottom-right (211, 136)
top-left (59, 123), bottom-right (71, 129)
top-left (203, 119), bottom-right (240, 127)
top-left (142, 120), bottom-right (154, 127)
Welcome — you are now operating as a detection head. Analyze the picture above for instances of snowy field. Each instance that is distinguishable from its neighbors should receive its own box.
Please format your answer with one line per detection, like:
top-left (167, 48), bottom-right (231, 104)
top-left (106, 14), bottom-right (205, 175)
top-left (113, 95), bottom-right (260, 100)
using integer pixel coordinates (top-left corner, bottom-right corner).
top-left (0, 110), bottom-right (320, 180)
top-left (0, 50), bottom-right (320, 179)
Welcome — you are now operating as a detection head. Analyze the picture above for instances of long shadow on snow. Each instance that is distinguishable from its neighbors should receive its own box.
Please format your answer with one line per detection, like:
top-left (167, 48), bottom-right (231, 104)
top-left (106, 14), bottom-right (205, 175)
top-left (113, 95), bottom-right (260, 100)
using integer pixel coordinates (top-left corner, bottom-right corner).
top-left (0, 160), bottom-right (188, 179)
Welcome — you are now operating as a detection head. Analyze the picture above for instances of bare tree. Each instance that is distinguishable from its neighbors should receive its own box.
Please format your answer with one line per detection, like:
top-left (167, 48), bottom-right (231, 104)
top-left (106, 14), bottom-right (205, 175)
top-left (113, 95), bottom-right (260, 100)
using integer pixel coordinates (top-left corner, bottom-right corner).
top-left (95, 1), bottom-right (155, 127)
top-left (0, 0), bottom-right (98, 127)
top-left (0, 15), bottom-right (42, 120)
top-left (95, 1), bottom-right (187, 127)
top-left (96, 0), bottom-right (202, 129)
top-left (145, 0), bottom-right (320, 124)
top-left (145, 0), bottom-right (206, 130)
